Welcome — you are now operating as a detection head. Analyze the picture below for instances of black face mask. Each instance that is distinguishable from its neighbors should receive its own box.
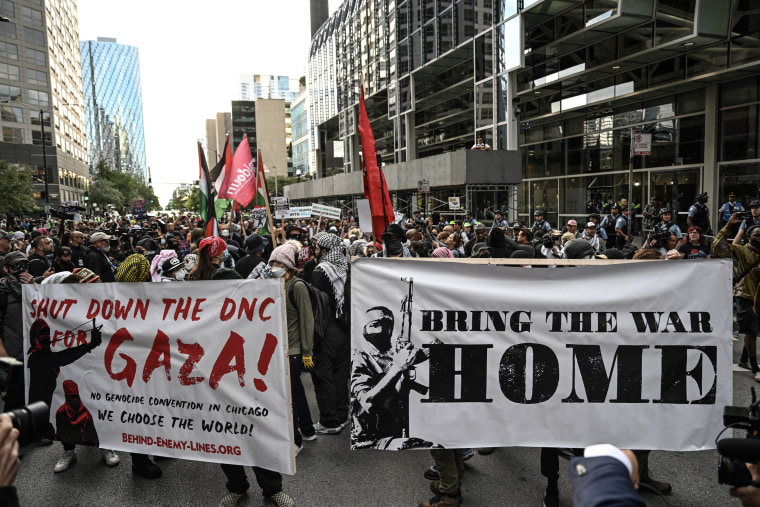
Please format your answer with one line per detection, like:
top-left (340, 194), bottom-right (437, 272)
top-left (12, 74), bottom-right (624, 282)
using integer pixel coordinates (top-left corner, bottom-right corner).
top-left (386, 240), bottom-right (403, 256)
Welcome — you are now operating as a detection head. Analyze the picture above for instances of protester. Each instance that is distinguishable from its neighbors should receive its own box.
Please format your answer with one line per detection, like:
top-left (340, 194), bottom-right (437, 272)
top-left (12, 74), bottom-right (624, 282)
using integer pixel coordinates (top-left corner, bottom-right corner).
top-left (310, 233), bottom-right (350, 435)
top-left (84, 231), bottom-right (116, 282)
top-left (188, 236), bottom-right (226, 280)
top-left (734, 200), bottom-right (760, 246)
top-left (27, 236), bottom-right (54, 278)
top-left (569, 444), bottom-right (643, 507)
top-left (0, 252), bottom-right (33, 410)
top-left (677, 226), bottom-right (712, 259)
top-left (235, 234), bottom-right (268, 279)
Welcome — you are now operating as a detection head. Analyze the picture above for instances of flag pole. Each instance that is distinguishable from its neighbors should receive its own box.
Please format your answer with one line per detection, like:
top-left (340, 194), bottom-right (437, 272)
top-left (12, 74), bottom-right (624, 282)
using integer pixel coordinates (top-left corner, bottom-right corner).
top-left (259, 150), bottom-right (276, 238)
top-left (377, 152), bottom-right (390, 236)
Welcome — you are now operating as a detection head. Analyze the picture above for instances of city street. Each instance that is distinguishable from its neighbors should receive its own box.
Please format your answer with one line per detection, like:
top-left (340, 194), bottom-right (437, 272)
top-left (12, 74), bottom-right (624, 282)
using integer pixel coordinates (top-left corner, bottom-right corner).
top-left (13, 338), bottom-right (750, 506)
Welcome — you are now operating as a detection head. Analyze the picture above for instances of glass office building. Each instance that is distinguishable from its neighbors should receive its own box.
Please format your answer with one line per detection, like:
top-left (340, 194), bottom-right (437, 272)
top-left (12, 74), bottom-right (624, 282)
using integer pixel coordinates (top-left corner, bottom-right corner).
top-left (296, 1), bottom-right (759, 227)
top-left (80, 37), bottom-right (147, 181)
top-left (0, 0), bottom-right (89, 206)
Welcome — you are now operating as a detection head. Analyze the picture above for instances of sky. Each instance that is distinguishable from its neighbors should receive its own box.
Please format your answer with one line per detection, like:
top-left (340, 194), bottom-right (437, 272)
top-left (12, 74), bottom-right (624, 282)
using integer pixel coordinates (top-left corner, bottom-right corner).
top-left (76, 0), bottom-right (341, 207)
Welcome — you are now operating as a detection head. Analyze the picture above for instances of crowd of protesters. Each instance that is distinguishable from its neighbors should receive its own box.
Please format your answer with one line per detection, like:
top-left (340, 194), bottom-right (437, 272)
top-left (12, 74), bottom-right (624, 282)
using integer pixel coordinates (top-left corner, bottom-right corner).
top-left (0, 191), bottom-right (759, 507)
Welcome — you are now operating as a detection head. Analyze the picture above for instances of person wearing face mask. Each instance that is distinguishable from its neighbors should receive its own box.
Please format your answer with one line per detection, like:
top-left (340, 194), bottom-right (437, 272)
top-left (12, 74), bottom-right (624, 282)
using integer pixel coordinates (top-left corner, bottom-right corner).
top-left (268, 244), bottom-right (317, 453)
top-left (83, 232), bottom-right (116, 283)
top-left (714, 216), bottom-right (760, 382)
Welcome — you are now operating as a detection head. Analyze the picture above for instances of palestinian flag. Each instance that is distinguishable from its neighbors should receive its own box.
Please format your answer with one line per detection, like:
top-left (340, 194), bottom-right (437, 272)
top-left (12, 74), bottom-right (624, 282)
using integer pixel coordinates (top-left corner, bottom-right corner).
top-left (211, 134), bottom-right (232, 220)
top-left (198, 142), bottom-right (218, 237)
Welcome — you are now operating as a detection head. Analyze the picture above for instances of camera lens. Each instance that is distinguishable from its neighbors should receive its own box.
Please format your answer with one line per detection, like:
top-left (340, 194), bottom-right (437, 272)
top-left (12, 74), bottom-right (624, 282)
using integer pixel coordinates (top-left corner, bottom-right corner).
top-left (718, 455), bottom-right (753, 487)
top-left (4, 401), bottom-right (48, 447)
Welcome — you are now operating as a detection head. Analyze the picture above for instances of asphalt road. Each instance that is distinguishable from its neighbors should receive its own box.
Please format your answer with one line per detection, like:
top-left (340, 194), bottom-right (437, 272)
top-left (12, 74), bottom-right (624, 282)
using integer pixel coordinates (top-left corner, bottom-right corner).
top-left (11, 336), bottom-right (751, 507)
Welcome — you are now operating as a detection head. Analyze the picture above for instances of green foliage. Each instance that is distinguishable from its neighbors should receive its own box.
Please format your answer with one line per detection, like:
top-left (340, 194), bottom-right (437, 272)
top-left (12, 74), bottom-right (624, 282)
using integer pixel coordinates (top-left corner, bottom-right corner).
top-left (183, 187), bottom-right (200, 212)
top-left (93, 159), bottom-right (161, 212)
top-left (88, 179), bottom-right (124, 210)
top-left (264, 175), bottom-right (301, 197)
top-left (0, 160), bottom-right (36, 216)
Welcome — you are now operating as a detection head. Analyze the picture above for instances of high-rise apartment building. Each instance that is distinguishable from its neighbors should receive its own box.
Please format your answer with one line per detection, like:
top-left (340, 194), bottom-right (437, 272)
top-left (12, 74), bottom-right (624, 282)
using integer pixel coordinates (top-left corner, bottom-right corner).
top-left (239, 74), bottom-right (300, 103)
top-left (0, 0), bottom-right (89, 206)
top-left (80, 37), bottom-right (147, 181)
top-left (204, 112), bottom-right (231, 165)
top-left (231, 99), bottom-right (289, 180)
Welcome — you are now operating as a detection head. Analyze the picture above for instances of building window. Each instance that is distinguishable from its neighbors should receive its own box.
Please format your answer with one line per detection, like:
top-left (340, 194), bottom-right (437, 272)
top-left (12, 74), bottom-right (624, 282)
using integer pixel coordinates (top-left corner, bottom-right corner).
top-left (0, 0), bottom-right (13, 18)
top-left (24, 47), bottom-right (45, 66)
top-left (0, 106), bottom-right (22, 123)
top-left (0, 63), bottom-right (19, 81)
top-left (30, 111), bottom-right (50, 127)
top-left (28, 89), bottom-right (48, 106)
top-left (23, 27), bottom-right (44, 47)
top-left (0, 41), bottom-right (17, 60)
top-left (32, 130), bottom-right (52, 146)
top-left (21, 6), bottom-right (43, 26)
top-left (2, 127), bottom-right (24, 143)
top-left (0, 21), bottom-right (16, 39)
top-left (26, 69), bottom-right (46, 86)
top-left (0, 85), bottom-right (21, 103)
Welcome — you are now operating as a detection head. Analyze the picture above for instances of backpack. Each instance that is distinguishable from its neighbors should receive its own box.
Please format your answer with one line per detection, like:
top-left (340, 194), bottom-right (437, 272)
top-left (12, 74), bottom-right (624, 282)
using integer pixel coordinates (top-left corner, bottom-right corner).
top-left (288, 277), bottom-right (333, 339)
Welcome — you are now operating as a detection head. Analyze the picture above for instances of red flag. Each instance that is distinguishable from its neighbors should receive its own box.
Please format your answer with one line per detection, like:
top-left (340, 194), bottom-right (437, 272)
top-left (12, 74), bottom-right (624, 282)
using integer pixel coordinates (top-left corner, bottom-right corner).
top-left (358, 86), bottom-right (394, 240)
top-left (217, 135), bottom-right (256, 207)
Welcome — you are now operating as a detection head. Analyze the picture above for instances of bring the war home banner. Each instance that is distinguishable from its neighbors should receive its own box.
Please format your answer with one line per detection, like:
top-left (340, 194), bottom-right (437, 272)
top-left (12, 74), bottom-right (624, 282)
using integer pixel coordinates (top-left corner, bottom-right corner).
top-left (22, 279), bottom-right (295, 474)
top-left (349, 258), bottom-right (733, 452)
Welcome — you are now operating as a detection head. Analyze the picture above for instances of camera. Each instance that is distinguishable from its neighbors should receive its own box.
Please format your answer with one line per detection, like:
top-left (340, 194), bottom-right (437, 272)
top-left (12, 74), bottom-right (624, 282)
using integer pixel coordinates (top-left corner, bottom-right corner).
top-left (739, 211), bottom-right (755, 222)
top-left (50, 206), bottom-right (84, 221)
top-left (718, 387), bottom-right (760, 487)
top-left (542, 235), bottom-right (559, 249)
top-left (0, 358), bottom-right (48, 446)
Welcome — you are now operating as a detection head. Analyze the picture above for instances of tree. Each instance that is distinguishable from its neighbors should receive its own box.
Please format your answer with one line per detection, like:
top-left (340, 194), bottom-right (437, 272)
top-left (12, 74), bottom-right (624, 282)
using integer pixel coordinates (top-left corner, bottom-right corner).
top-left (88, 179), bottom-right (125, 211)
top-left (0, 160), bottom-right (36, 217)
top-left (92, 159), bottom-right (162, 211)
top-left (184, 187), bottom-right (200, 212)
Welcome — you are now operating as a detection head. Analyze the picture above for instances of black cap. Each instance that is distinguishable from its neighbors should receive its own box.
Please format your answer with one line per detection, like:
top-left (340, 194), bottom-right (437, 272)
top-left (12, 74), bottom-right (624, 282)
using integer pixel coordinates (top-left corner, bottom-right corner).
top-left (659, 208), bottom-right (672, 214)
top-left (610, 205), bottom-right (620, 211)
top-left (161, 257), bottom-right (183, 275)
top-left (696, 192), bottom-right (708, 201)
top-left (534, 210), bottom-right (544, 216)
top-left (245, 234), bottom-right (268, 255)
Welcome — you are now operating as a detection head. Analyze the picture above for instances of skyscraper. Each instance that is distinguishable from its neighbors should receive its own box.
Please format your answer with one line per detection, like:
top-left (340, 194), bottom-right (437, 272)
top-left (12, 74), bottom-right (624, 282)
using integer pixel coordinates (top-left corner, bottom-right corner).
top-left (238, 74), bottom-right (300, 103)
top-left (0, 0), bottom-right (89, 206)
top-left (80, 37), bottom-right (147, 180)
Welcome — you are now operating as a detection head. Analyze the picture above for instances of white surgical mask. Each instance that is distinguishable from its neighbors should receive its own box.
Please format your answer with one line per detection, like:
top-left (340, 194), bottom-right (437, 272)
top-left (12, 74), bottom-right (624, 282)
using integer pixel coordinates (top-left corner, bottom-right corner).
top-left (270, 266), bottom-right (287, 278)
top-left (175, 268), bottom-right (187, 281)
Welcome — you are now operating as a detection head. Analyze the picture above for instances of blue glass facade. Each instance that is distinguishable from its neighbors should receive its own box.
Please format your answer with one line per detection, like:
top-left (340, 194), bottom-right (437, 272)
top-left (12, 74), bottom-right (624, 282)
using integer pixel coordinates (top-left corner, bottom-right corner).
top-left (80, 38), bottom-right (147, 180)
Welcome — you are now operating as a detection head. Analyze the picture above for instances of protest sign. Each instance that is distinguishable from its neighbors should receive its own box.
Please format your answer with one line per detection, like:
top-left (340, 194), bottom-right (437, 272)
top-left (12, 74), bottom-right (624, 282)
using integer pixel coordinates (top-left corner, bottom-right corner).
top-left (311, 203), bottom-right (341, 220)
top-left (22, 280), bottom-right (295, 473)
top-left (350, 258), bottom-right (732, 451)
top-left (288, 207), bottom-right (312, 219)
top-left (250, 209), bottom-right (268, 230)
top-left (273, 197), bottom-right (291, 219)
top-left (394, 212), bottom-right (405, 224)
top-left (131, 199), bottom-right (147, 219)
top-left (356, 199), bottom-right (371, 233)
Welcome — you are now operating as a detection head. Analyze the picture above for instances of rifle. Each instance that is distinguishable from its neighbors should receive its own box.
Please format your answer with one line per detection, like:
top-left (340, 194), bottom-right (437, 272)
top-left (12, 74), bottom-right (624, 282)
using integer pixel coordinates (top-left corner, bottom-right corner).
top-left (397, 277), bottom-right (428, 396)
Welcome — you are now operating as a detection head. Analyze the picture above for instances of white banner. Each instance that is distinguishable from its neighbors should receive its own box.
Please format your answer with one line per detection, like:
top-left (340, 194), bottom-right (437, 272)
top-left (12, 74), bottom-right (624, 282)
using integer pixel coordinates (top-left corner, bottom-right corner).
top-left (288, 206), bottom-right (312, 219)
top-left (356, 199), bottom-right (371, 233)
top-left (23, 280), bottom-right (295, 473)
top-left (311, 203), bottom-right (341, 220)
top-left (350, 259), bottom-right (732, 451)
top-left (273, 197), bottom-right (291, 219)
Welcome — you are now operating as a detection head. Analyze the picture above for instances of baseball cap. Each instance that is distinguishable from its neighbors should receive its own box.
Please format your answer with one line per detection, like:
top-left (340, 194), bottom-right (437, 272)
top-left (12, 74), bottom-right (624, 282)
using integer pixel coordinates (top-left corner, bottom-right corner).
top-left (586, 222), bottom-right (597, 228)
top-left (567, 219), bottom-right (577, 226)
top-left (3, 251), bottom-right (27, 267)
top-left (90, 231), bottom-right (112, 243)
top-left (72, 268), bottom-right (100, 284)
top-left (161, 257), bottom-right (183, 275)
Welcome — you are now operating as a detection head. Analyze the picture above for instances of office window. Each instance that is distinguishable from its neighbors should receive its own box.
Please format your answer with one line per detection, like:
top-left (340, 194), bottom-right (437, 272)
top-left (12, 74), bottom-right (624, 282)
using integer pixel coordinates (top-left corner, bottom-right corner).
top-left (21, 6), bottom-right (43, 26)
top-left (0, 106), bottom-right (22, 123)
top-left (30, 111), bottom-right (50, 127)
top-left (32, 130), bottom-right (52, 146)
top-left (0, 63), bottom-right (19, 81)
top-left (0, 41), bottom-right (17, 60)
top-left (2, 127), bottom-right (24, 143)
top-left (28, 89), bottom-right (48, 106)
top-left (26, 69), bottom-right (47, 86)
top-left (23, 27), bottom-right (45, 47)
top-left (0, 0), bottom-right (13, 18)
top-left (0, 21), bottom-right (16, 39)
top-left (24, 48), bottom-right (45, 66)
top-left (0, 85), bottom-right (21, 103)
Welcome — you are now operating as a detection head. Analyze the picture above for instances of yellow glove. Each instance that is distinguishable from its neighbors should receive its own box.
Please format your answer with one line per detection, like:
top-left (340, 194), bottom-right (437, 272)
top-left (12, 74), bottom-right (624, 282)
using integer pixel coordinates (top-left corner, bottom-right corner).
top-left (302, 356), bottom-right (314, 370)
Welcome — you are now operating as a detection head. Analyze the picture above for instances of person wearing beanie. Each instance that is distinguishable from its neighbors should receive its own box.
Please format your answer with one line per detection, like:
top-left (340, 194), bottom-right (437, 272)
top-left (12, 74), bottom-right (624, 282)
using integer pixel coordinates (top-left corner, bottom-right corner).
top-left (268, 244), bottom-right (316, 452)
top-left (562, 238), bottom-right (596, 260)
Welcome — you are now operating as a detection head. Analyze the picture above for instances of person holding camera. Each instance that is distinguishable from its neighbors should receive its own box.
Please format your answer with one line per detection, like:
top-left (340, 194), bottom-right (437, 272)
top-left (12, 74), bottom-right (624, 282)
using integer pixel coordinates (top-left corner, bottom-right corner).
top-left (540, 231), bottom-right (563, 261)
top-left (734, 200), bottom-right (760, 246)
top-left (0, 414), bottom-right (20, 507)
top-left (713, 214), bottom-right (760, 381)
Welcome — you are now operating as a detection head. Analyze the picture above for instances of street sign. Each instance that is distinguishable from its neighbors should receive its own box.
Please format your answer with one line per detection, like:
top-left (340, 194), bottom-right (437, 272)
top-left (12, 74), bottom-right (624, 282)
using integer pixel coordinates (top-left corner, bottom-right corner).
top-left (633, 133), bottom-right (652, 155)
top-left (418, 178), bottom-right (430, 193)
top-left (448, 197), bottom-right (461, 210)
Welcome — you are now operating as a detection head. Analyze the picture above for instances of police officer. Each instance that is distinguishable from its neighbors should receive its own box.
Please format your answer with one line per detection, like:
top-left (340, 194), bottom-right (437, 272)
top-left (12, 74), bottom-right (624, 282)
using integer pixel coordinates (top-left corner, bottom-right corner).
top-left (600, 205), bottom-right (620, 249)
top-left (531, 210), bottom-right (552, 234)
top-left (492, 210), bottom-right (508, 229)
top-left (719, 193), bottom-right (744, 228)
top-left (654, 208), bottom-right (683, 248)
top-left (688, 192), bottom-right (711, 234)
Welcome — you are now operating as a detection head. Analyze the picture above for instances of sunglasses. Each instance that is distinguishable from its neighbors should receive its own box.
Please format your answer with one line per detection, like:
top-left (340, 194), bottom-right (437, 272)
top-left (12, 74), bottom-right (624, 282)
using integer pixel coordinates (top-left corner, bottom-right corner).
top-left (9, 263), bottom-right (29, 271)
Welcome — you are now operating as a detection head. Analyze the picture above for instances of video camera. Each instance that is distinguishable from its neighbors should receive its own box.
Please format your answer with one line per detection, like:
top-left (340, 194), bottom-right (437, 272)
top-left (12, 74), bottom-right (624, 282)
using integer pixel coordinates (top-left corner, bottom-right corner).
top-left (738, 211), bottom-right (755, 222)
top-left (50, 205), bottom-right (85, 221)
top-left (718, 387), bottom-right (760, 487)
top-left (543, 233), bottom-right (560, 249)
top-left (0, 358), bottom-right (48, 446)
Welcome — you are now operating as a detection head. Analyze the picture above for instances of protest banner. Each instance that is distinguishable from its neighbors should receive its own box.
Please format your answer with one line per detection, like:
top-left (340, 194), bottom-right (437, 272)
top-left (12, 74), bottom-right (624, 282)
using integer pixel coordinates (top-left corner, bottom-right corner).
top-left (350, 258), bottom-right (732, 451)
top-left (272, 197), bottom-right (291, 219)
top-left (288, 207), bottom-right (312, 219)
top-left (131, 199), bottom-right (147, 219)
top-left (311, 203), bottom-right (341, 220)
top-left (22, 280), bottom-right (295, 474)
top-left (250, 209), bottom-right (268, 230)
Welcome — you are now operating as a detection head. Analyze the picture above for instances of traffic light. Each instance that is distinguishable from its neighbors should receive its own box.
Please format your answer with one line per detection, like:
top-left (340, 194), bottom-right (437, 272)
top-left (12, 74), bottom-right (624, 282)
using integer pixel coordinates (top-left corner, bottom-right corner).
top-left (84, 191), bottom-right (89, 202)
